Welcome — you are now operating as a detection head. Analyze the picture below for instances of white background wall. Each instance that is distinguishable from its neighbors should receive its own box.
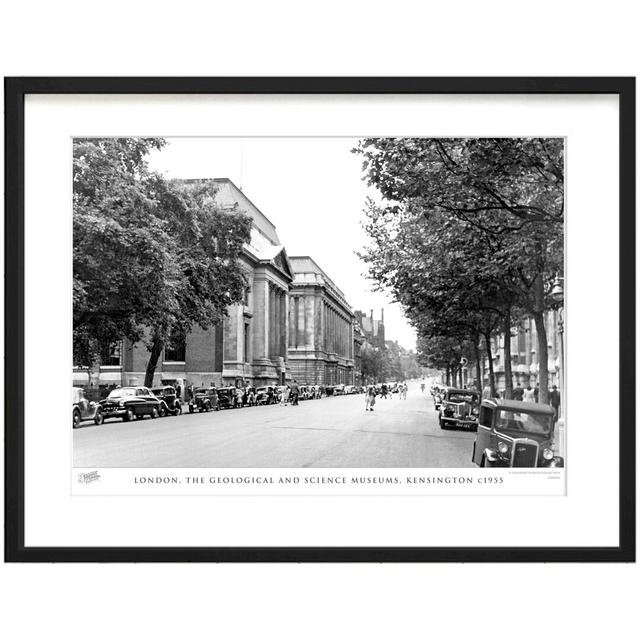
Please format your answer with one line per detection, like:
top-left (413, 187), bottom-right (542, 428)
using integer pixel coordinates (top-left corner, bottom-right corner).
top-left (1, 2), bottom-right (638, 639)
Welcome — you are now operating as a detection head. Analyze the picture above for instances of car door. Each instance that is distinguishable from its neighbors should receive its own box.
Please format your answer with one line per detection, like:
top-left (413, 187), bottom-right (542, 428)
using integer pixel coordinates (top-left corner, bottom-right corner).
top-left (473, 405), bottom-right (494, 465)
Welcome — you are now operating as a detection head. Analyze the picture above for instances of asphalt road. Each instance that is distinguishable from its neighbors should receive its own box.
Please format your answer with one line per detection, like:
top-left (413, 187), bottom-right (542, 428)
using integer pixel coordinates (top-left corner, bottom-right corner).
top-left (73, 382), bottom-right (477, 468)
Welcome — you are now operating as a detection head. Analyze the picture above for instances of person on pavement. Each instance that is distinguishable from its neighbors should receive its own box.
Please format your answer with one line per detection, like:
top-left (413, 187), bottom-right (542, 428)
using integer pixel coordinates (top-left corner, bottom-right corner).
top-left (290, 380), bottom-right (300, 406)
top-left (365, 385), bottom-right (377, 411)
top-left (523, 385), bottom-right (536, 403)
top-left (549, 385), bottom-right (561, 422)
top-left (513, 383), bottom-right (524, 401)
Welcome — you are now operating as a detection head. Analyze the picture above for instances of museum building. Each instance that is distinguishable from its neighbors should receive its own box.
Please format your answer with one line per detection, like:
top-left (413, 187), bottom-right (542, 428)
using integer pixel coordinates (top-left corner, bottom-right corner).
top-left (287, 256), bottom-right (356, 386)
top-left (73, 179), bottom-right (294, 391)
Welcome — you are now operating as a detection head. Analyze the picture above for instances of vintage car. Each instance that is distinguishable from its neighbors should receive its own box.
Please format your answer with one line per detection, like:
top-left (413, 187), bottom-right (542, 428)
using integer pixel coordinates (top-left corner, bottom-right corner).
top-left (151, 386), bottom-right (182, 416)
top-left (73, 387), bottom-right (104, 428)
top-left (472, 398), bottom-right (564, 468)
top-left (188, 387), bottom-right (219, 413)
top-left (298, 385), bottom-right (311, 400)
top-left (215, 386), bottom-right (238, 409)
top-left (439, 388), bottom-right (480, 430)
top-left (343, 385), bottom-right (356, 395)
top-left (333, 384), bottom-right (346, 396)
top-left (99, 386), bottom-right (162, 422)
top-left (255, 386), bottom-right (277, 405)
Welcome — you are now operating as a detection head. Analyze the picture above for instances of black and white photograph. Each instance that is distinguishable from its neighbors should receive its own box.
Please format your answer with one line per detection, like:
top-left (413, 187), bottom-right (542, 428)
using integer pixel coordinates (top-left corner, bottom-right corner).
top-left (72, 135), bottom-right (566, 472)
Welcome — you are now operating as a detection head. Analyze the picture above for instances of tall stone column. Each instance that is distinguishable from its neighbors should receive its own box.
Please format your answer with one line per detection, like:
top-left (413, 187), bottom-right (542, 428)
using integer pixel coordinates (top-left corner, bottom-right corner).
top-left (280, 291), bottom-right (287, 357)
top-left (297, 295), bottom-right (305, 348)
top-left (252, 276), bottom-right (269, 361)
top-left (269, 284), bottom-right (275, 357)
top-left (305, 296), bottom-right (315, 349)
top-left (273, 287), bottom-right (279, 358)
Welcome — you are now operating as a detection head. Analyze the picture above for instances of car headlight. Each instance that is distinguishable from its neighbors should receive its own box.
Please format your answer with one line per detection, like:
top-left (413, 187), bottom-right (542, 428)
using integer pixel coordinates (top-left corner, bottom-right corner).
top-left (118, 400), bottom-right (125, 407)
top-left (497, 441), bottom-right (509, 454)
top-left (543, 447), bottom-right (554, 460)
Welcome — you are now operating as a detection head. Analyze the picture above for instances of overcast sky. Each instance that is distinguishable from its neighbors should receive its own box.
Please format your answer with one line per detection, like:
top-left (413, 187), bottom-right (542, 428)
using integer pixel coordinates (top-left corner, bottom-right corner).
top-left (147, 138), bottom-right (417, 351)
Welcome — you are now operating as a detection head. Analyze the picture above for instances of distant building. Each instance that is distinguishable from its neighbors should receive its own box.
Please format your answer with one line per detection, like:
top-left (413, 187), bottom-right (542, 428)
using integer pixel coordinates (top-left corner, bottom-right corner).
top-left (74, 179), bottom-right (294, 390)
top-left (488, 310), bottom-right (563, 391)
top-left (355, 309), bottom-right (386, 349)
top-left (287, 256), bottom-right (355, 385)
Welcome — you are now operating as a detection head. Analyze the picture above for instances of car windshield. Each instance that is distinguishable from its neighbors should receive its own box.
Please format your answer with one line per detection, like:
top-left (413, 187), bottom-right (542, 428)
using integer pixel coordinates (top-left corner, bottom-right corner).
top-left (448, 393), bottom-right (477, 403)
top-left (107, 388), bottom-right (136, 399)
top-left (496, 409), bottom-right (551, 435)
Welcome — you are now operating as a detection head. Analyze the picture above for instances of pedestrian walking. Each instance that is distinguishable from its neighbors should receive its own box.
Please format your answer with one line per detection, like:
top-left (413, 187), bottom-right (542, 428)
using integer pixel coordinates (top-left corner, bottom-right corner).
top-left (402, 383), bottom-right (408, 400)
top-left (523, 385), bottom-right (535, 403)
top-left (280, 385), bottom-right (290, 406)
top-left (482, 384), bottom-right (492, 400)
top-left (512, 383), bottom-right (524, 401)
top-left (549, 385), bottom-right (561, 422)
top-left (534, 384), bottom-right (540, 403)
top-left (420, 381), bottom-right (425, 393)
top-left (290, 380), bottom-right (300, 406)
top-left (365, 385), bottom-right (377, 411)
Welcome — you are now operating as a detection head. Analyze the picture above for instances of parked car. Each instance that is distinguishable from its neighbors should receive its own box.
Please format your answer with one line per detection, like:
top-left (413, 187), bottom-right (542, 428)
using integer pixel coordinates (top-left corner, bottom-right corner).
top-left (298, 385), bottom-right (311, 400)
top-left (472, 399), bottom-right (564, 468)
top-left (99, 386), bottom-right (162, 422)
top-left (151, 386), bottom-right (182, 416)
top-left (73, 387), bottom-right (104, 428)
top-left (188, 387), bottom-right (218, 413)
top-left (255, 386), bottom-right (276, 405)
top-left (216, 386), bottom-right (237, 409)
top-left (333, 384), bottom-right (346, 395)
top-left (439, 388), bottom-right (480, 430)
top-left (343, 385), bottom-right (356, 395)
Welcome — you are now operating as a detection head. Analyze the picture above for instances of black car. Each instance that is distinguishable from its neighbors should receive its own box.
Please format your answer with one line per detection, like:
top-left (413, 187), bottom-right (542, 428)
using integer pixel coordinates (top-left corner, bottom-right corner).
top-left (99, 386), bottom-right (162, 422)
top-left (73, 386), bottom-right (104, 428)
top-left (216, 387), bottom-right (238, 409)
top-left (188, 388), bottom-right (219, 413)
top-left (151, 386), bottom-right (182, 416)
top-left (472, 399), bottom-right (564, 468)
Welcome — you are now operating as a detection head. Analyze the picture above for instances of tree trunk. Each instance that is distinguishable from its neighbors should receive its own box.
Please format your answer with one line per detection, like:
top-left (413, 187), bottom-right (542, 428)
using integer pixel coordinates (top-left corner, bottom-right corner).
top-left (445, 364), bottom-right (450, 386)
top-left (503, 311), bottom-right (513, 399)
top-left (144, 336), bottom-right (164, 388)
top-left (533, 273), bottom-right (549, 404)
top-left (458, 365), bottom-right (463, 388)
top-left (473, 340), bottom-right (482, 392)
top-left (484, 332), bottom-right (496, 397)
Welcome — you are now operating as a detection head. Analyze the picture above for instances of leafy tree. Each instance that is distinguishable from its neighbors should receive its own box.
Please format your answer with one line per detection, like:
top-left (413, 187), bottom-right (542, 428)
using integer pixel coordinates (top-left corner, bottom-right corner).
top-left (360, 342), bottom-right (390, 384)
top-left (73, 140), bottom-right (252, 387)
top-left (141, 179), bottom-right (252, 386)
top-left (355, 138), bottom-right (563, 403)
top-left (73, 138), bottom-right (175, 368)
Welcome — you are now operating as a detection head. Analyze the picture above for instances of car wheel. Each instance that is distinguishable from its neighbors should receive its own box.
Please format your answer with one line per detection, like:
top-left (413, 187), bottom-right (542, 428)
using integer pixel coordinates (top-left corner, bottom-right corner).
top-left (73, 409), bottom-right (81, 429)
top-left (151, 407), bottom-right (159, 419)
top-left (94, 409), bottom-right (104, 426)
top-left (124, 408), bottom-right (134, 422)
top-left (159, 404), bottom-right (166, 417)
top-left (175, 403), bottom-right (182, 415)
top-left (189, 406), bottom-right (194, 414)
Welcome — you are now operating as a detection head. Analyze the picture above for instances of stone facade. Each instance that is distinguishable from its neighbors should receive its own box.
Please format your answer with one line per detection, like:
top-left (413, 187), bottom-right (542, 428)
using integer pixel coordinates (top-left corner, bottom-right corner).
top-left (73, 179), bottom-right (294, 391)
top-left (287, 257), bottom-right (355, 385)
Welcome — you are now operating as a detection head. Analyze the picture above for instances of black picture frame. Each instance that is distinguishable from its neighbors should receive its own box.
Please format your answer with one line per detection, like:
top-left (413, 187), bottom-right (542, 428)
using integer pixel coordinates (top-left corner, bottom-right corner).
top-left (4, 77), bottom-right (635, 563)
